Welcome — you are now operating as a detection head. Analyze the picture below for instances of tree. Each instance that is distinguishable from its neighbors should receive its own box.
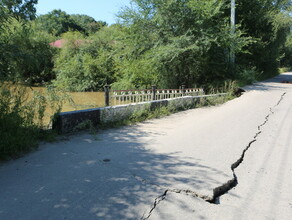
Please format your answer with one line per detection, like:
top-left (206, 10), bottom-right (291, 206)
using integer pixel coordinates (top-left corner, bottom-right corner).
top-left (236, 0), bottom-right (292, 76)
top-left (70, 14), bottom-right (107, 34)
top-left (53, 30), bottom-right (116, 91)
top-left (35, 10), bottom-right (83, 36)
top-left (113, 0), bottom-right (292, 89)
top-left (35, 10), bottom-right (108, 36)
top-left (281, 31), bottom-right (292, 68)
top-left (0, 0), bottom-right (38, 20)
top-left (0, 16), bottom-right (56, 83)
top-left (114, 0), bottom-right (251, 89)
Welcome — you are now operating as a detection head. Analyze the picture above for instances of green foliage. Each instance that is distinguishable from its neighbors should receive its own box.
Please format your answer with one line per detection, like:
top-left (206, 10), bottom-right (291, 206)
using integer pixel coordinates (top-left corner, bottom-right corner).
top-left (281, 32), bottom-right (292, 69)
top-left (35, 10), bottom-right (108, 36)
top-left (1, 0), bottom-right (290, 93)
top-left (236, 0), bottom-right (292, 77)
top-left (70, 14), bottom-right (107, 35)
top-left (53, 30), bottom-right (116, 91)
top-left (197, 95), bottom-right (227, 107)
top-left (236, 67), bottom-right (261, 86)
top-left (0, 82), bottom-right (69, 159)
top-left (35, 9), bottom-right (83, 36)
top-left (129, 106), bottom-right (171, 123)
top-left (0, 0), bottom-right (38, 20)
top-left (0, 16), bottom-right (56, 83)
top-left (115, 0), bottom-right (253, 89)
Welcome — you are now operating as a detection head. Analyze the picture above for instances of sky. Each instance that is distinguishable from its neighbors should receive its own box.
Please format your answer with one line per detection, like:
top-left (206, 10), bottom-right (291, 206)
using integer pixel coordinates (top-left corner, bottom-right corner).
top-left (36, 0), bottom-right (132, 25)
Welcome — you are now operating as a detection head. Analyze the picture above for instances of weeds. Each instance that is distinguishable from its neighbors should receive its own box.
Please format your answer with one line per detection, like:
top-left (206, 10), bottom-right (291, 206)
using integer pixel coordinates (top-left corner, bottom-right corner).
top-left (100, 89), bottom-right (235, 130)
top-left (73, 119), bottom-right (97, 134)
top-left (0, 82), bottom-right (67, 160)
top-left (129, 106), bottom-right (171, 123)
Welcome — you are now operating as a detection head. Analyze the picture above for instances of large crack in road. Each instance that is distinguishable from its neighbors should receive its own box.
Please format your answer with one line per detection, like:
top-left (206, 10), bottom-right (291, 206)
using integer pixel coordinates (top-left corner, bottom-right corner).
top-left (210, 92), bottom-right (286, 204)
top-left (140, 92), bottom-right (287, 219)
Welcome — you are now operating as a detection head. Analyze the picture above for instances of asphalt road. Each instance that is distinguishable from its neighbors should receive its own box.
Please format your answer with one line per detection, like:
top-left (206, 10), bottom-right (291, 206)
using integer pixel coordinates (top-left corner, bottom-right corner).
top-left (0, 73), bottom-right (291, 220)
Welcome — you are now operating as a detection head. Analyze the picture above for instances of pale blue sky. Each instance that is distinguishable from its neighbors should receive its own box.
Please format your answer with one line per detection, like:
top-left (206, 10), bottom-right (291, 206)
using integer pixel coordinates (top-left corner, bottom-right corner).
top-left (36, 0), bottom-right (132, 25)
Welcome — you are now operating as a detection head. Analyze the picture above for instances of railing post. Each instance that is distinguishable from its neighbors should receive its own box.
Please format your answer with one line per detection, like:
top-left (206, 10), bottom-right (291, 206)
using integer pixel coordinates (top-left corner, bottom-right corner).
top-left (152, 85), bottom-right (156, 101)
top-left (182, 85), bottom-right (186, 96)
top-left (104, 84), bottom-right (110, 106)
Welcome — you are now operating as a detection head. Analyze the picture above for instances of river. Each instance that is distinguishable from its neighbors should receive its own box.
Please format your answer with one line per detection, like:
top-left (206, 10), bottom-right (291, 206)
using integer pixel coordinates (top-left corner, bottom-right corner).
top-left (31, 86), bottom-right (105, 111)
top-left (29, 86), bottom-right (105, 126)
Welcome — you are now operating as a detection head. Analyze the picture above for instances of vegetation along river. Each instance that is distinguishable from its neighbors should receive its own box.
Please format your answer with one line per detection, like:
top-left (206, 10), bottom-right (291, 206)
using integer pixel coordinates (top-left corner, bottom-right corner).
top-left (29, 86), bottom-right (105, 126)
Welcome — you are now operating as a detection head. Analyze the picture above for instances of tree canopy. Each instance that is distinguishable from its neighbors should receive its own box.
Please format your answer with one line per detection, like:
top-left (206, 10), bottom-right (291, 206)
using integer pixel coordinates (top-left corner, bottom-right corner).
top-left (35, 9), bottom-right (83, 36)
top-left (0, 0), bottom-right (38, 20)
top-left (0, 16), bottom-right (55, 83)
top-left (70, 14), bottom-right (108, 34)
top-left (112, 0), bottom-right (253, 89)
top-left (35, 10), bottom-right (108, 36)
top-left (1, 0), bottom-right (291, 91)
top-left (236, 0), bottom-right (292, 76)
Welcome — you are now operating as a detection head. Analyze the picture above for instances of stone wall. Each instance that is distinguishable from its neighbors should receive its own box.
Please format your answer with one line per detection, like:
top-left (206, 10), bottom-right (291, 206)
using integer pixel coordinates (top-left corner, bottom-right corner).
top-left (53, 96), bottom-right (199, 133)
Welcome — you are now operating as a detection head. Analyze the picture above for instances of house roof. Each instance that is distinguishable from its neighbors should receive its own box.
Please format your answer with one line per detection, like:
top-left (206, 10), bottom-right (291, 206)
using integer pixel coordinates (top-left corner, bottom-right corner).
top-left (49, 39), bottom-right (66, 48)
top-left (49, 39), bottom-right (86, 48)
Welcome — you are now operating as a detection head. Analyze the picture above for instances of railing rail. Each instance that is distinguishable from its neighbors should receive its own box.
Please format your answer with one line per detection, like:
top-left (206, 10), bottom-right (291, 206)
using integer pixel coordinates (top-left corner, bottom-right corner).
top-left (105, 85), bottom-right (205, 106)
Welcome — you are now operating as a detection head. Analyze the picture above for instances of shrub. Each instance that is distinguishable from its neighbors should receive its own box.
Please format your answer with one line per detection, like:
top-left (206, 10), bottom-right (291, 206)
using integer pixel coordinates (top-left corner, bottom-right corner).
top-left (0, 84), bottom-right (38, 159)
top-left (0, 17), bottom-right (56, 84)
top-left (53, 31), bottom-right (116, 91)
top-left (0, 83), bottom-right (66, 160)
top-left (237, 67), bottom-right (261, 86)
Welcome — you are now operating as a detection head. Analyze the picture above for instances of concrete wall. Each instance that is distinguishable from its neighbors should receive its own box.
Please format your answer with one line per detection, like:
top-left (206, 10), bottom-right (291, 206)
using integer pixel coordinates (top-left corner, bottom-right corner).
top-left (53, 96), bottom-right (199, 133)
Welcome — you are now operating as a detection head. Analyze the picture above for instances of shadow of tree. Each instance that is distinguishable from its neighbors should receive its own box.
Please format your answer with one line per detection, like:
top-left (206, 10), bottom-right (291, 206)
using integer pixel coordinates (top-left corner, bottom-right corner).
top-left (0, 124), bottom-right (228, 219)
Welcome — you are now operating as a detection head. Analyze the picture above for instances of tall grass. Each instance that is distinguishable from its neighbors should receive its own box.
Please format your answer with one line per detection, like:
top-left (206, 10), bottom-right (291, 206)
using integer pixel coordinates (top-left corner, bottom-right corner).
top-left (0, 83), bottom-right (66, 160)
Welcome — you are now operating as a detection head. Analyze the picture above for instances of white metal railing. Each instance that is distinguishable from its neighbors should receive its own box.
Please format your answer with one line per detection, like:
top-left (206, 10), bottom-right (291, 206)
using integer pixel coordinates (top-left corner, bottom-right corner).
top-left (108, 87), bottom-right (205, 106)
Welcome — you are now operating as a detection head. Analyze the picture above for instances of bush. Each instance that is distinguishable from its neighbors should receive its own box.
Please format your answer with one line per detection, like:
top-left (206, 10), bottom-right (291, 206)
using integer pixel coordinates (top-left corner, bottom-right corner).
top-left (0, 17), bottom-right (56, 84)
top-left (53, 31), bottom-right (116, 91)
top-left (0, 84), bottom-right (38, 159)
top-left (237, 67), bottom-right (261, 86)
top-left (0, 83), bottom-right (66, 160)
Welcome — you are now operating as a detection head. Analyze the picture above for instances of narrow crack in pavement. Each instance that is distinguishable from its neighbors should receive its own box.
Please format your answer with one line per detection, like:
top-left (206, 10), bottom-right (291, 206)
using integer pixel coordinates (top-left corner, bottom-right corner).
top-left (210, 92), bottom-right (287, 204)
top-left (140, 188), bottom-right (206, 220)
top-left (141, 190), bottom-right (168, 220)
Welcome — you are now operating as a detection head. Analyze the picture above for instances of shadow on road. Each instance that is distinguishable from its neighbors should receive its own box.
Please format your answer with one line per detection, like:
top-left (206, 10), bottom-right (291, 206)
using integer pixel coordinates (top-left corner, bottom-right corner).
top-left (0, 124), bottom-right (227, 219)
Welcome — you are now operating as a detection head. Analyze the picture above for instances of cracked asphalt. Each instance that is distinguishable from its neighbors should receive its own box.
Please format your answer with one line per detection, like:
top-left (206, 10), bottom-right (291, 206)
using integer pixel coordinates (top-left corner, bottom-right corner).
top-left (1, 73), bottom-right (292, 220)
